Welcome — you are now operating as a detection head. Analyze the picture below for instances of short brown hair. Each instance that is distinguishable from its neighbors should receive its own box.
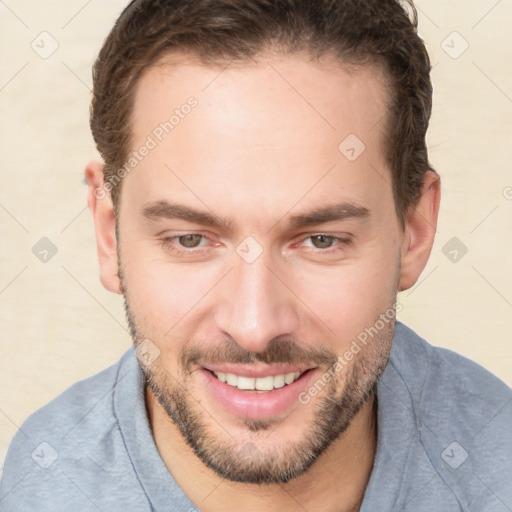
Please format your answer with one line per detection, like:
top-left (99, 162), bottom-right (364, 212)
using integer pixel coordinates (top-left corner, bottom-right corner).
top-left (90, 0), bottom-right (436, 226)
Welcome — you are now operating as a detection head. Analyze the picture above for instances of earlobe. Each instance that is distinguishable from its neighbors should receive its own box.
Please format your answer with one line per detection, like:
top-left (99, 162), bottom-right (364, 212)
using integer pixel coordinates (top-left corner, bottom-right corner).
top-left (84, 160), bottom-right (122, 295)
top-left (398, 170), bottom-right (441, 292)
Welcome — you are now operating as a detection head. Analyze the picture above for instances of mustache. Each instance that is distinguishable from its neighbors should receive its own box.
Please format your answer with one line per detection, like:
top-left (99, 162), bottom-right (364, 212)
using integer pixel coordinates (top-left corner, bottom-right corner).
top-left (179, 335), bottom-right (338, 370)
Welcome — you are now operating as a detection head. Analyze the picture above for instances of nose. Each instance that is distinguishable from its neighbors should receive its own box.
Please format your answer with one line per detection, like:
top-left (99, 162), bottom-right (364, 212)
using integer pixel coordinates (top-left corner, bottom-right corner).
top-left (213, 248), bottom-right (300, 353)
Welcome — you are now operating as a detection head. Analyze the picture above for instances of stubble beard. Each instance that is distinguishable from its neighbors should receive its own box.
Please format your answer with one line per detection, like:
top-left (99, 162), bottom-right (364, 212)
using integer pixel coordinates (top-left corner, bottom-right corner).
top-left (118, 253), bottom-right (397, 484)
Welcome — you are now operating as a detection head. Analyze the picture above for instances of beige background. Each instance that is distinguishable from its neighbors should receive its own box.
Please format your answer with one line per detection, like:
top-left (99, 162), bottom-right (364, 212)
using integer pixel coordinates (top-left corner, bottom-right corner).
top-left (1, 0), bottom-right (511, 471)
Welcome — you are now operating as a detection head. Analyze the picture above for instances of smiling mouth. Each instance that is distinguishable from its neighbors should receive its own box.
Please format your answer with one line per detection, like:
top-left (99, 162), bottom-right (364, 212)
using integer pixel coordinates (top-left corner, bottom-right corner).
top-left (200, 365), bottom-right (320, 419)
top-left (206, 368), bottom-right (314, 392)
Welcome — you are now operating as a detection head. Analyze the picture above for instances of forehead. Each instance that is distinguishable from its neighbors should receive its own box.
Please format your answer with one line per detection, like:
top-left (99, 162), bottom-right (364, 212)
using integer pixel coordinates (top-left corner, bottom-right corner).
top-left (132, 50), bottom-right (390, 144)
top-left (124, 51), bottom-right (393, 227)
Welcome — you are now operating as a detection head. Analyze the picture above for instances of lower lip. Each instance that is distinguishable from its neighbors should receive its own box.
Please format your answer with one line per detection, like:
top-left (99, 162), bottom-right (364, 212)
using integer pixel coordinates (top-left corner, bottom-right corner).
top-left (199, 367), bottom-right (319, 420)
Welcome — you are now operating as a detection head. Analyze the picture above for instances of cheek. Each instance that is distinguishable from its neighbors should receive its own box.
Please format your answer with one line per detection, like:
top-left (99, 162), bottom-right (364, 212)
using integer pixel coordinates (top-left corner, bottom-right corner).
top-left (287, 250), bottom-right (398, 337)
top-left (124, 257), bottom-right (219, 337)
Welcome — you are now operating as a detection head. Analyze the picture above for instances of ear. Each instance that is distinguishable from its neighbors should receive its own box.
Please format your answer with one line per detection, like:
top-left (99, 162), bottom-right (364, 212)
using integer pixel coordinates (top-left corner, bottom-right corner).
top-left (84, 160), bottom-right (121, 294)
top-left (398, 170), bottom-right (441, 292)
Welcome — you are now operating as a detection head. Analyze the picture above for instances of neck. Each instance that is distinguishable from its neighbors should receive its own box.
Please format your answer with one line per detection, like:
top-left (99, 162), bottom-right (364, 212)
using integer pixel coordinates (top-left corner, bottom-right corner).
top-left (146, 387), bottom-right (378, 512)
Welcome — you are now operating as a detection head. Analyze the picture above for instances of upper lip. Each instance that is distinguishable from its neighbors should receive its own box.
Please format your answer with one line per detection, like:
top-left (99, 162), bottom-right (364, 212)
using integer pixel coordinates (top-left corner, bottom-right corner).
top-left (202, 363), bottom-right (315, 378)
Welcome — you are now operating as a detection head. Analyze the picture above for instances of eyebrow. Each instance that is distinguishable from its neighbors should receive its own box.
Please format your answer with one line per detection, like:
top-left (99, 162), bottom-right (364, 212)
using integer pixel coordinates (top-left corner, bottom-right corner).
top-left (142, 201), bottom-right (233, 230)
top-left (141, 199), bottom-right (370, 230)
top-left (288, 202), bottom-right (370, 228)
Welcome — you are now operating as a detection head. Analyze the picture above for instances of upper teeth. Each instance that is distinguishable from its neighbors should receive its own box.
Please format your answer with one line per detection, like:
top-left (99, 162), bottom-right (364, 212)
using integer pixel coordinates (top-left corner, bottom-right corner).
top-left (213, 371), bottom-right (302, 391)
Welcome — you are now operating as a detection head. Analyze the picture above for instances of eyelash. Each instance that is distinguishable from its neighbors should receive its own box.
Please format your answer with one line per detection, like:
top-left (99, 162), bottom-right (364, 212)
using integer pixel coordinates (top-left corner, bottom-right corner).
top-left (159, 233), bottom-right (352, 256)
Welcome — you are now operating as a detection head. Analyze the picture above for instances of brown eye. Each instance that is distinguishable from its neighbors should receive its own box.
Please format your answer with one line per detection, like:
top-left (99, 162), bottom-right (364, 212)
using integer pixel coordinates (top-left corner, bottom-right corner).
top-left (310, 235), bottom-right (336, 249)
top-left (178, 234), bottom-right (204, 248)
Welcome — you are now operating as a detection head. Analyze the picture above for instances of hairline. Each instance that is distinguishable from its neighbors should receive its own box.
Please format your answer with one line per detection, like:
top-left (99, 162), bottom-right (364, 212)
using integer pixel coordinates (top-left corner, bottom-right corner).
top-left (114, 46), bottom-right (402, 226)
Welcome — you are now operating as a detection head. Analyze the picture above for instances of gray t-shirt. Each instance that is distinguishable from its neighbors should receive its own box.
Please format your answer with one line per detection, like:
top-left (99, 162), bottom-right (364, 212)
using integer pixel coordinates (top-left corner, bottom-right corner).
top-left (1, 321), bottom-right (511, 511)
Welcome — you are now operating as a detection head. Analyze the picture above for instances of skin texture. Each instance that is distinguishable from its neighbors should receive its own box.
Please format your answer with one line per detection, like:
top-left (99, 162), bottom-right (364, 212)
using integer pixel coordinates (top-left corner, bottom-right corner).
top-left (85, 51), bottom-right (440, 512)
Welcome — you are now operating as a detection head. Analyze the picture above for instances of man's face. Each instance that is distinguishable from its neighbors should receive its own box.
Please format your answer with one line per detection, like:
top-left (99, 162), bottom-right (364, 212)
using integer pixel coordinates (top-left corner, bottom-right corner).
top-left (116, 52), bottom-right (403, 483)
